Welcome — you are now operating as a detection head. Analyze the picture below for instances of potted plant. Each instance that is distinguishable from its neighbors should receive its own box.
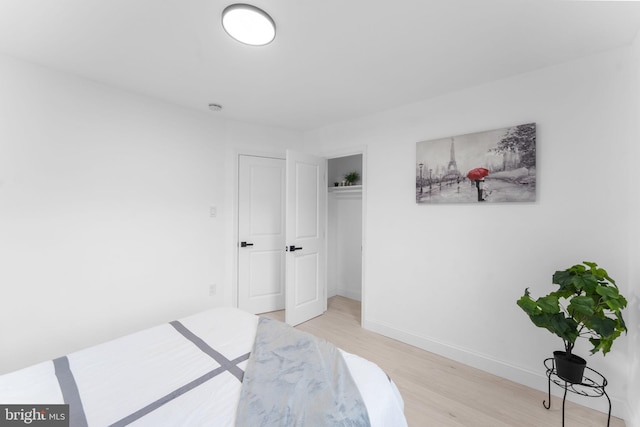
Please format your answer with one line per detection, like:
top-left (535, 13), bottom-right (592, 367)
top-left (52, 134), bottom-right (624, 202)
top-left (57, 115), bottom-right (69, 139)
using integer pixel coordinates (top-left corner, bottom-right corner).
top-left (516, 261), bottom-right (627, 383)
top-left (344, 171), bottom-right (360, 186)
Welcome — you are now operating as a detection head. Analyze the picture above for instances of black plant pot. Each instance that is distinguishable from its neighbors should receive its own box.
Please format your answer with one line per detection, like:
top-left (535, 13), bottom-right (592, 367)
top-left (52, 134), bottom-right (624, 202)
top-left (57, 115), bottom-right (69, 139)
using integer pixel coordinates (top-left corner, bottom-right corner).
top-left (553, 351), bottom-right (586, 383)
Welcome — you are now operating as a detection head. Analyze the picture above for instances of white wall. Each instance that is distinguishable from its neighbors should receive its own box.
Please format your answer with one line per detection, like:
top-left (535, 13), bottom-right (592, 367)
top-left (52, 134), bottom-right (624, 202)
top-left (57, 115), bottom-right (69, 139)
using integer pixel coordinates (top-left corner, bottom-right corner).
top-left (305, 47), bottom-right (635, 420)
top-left (327, 192), bottom-right (363, 300)
top-left (0, 53), bottom-right (302, 374)
top-left (626, 30), bottom-right (640, 427)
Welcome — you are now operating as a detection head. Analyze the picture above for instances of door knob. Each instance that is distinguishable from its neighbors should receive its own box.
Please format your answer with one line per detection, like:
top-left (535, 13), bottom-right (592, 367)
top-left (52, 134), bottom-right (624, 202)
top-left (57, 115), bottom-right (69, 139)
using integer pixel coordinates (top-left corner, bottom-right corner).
top-left (287, 245), bottom-right (303, 252)
top-left (240, 241), bottom-right (254, 248)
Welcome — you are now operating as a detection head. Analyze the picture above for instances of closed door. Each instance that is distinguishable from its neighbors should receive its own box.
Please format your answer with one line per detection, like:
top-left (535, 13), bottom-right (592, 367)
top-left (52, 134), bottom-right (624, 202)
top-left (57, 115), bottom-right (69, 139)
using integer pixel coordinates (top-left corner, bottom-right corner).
top-left (285, 150), bottom-right (327, 326)
top-left (238, 155), bottom-right (285, 314)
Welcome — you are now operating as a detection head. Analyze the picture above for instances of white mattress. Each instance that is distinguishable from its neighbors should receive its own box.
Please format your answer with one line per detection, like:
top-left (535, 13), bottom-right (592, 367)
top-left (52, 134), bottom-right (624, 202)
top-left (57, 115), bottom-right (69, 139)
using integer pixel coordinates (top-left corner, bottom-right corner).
top-left (0, 307), bottom-right (407, 427)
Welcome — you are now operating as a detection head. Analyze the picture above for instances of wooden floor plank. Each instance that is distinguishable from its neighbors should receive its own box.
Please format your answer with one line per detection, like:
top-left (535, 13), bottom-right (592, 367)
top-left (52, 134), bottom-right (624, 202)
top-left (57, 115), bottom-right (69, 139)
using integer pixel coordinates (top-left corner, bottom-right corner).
top-left (263, 296), bottom-right (625, 427)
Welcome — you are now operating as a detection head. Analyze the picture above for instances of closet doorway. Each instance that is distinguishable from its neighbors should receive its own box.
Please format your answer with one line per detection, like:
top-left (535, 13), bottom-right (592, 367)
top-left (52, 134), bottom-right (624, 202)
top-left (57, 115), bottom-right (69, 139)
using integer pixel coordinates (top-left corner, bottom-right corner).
top-left (327, 154), bottom-right (363, 316)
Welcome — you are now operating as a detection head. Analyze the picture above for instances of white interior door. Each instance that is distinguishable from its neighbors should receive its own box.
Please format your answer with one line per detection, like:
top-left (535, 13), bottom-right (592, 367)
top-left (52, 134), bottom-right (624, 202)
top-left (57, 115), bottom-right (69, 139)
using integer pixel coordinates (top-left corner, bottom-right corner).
top-left (238, 155), bottom-right (285, 314)
top-left (285, 150), bottom-right (327, 326)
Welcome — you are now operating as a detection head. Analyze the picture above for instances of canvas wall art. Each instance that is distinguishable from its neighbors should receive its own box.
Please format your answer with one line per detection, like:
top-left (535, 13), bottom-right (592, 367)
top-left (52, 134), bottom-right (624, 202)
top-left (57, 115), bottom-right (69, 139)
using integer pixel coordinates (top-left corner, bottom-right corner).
top-left (416, 123), bottom-right (536, 204)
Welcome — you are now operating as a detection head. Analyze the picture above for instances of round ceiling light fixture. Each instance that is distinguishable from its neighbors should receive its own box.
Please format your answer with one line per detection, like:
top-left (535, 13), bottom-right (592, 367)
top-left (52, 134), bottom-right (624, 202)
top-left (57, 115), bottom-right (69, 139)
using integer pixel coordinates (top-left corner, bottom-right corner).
top-left (222, 4), bottom-right (276, 46)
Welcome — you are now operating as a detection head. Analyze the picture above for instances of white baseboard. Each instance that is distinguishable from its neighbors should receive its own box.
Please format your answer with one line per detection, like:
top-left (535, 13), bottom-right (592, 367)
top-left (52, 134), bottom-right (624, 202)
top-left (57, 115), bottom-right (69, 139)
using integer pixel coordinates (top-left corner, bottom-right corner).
top-left (363, 318), bottom-right (628, 421)
top-left (336, 287), bottom-right (361, 301)
top-left (627, 402), bottom-right (639, 427)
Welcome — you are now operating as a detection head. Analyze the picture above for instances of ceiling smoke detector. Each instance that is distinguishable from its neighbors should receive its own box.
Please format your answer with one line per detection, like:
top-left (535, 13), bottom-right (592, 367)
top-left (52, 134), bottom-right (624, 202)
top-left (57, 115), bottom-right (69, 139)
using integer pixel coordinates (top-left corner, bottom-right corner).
top-left (222, 4), bottom-right (276, 46)
top-left (208, 103), bottom-right (223, 112)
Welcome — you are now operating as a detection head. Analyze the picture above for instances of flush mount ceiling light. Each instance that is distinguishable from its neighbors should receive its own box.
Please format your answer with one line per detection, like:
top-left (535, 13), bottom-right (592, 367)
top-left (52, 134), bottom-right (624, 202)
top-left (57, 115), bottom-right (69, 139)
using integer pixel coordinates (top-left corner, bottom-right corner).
top-left (222, 4), bottom-right (276, 46)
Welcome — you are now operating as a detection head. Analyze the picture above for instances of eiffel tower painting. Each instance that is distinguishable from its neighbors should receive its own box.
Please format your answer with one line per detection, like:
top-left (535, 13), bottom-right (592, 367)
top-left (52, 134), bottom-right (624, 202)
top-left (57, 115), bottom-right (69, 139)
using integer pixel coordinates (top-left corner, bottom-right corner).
top-left (416, 123), bottom-right (536, 204)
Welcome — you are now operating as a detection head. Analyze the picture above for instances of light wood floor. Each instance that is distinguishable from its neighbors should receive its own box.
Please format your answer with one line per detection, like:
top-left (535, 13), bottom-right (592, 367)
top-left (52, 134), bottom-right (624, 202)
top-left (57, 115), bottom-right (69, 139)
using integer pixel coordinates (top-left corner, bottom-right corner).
top-left (263, 296), bottom-right (625, 427)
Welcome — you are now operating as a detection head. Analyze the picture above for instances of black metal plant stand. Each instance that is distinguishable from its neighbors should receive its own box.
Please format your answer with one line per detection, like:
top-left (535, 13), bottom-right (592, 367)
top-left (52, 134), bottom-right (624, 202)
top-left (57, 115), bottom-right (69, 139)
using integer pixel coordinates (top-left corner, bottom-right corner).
top-left (543, 358), bottom-right (612, 427)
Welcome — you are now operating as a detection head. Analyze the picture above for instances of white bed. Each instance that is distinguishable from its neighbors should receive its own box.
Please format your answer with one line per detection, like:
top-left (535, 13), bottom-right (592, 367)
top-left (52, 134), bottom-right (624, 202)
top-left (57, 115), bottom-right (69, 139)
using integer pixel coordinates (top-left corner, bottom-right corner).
top-left (0, 307), bottom-right (407, 427)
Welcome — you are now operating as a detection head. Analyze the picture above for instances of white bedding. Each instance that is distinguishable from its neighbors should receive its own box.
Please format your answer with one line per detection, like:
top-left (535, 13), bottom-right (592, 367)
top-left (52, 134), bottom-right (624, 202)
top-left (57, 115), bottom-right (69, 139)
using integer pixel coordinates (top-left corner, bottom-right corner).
top-left (0, 307), bottom-right (407, 427)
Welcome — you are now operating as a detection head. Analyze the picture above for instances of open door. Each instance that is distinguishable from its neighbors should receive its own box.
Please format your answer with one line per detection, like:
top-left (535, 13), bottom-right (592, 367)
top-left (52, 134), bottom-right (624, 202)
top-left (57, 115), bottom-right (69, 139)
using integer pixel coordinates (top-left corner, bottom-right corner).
top-left (285, 150), bottom-right (327, 326)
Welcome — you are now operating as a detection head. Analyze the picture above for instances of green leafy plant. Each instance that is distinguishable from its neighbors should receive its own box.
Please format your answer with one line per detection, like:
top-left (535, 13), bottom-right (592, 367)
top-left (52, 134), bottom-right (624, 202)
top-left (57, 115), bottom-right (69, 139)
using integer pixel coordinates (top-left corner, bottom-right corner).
top-left (344, 171), bottom-right (360, 184)
top-left (517, 261), bottom-right (627, 357)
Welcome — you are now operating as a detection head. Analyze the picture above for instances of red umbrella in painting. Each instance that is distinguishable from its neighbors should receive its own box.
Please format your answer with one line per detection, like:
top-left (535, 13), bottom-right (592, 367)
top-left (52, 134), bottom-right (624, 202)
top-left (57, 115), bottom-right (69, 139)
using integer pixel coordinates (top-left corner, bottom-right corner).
top-left (467, 167), bottom-right (489, 181)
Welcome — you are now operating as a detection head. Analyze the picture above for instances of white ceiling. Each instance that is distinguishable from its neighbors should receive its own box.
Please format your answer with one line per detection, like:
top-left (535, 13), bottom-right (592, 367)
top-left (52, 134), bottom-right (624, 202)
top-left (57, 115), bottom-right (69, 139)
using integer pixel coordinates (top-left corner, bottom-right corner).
top-left (0, 0), bottom-right (639, 131)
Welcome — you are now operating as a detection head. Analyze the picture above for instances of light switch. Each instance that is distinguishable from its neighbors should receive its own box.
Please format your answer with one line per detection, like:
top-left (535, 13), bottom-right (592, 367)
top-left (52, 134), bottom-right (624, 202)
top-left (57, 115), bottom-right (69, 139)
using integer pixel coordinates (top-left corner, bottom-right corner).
top-left (209, 206), bottom-right (217, 218)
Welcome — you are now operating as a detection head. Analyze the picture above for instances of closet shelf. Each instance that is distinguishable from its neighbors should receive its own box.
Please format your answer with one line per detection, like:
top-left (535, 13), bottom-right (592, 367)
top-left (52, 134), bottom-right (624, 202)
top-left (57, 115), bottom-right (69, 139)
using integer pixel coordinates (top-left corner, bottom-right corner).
top-left (328, 185), bottom-right (362, 193)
